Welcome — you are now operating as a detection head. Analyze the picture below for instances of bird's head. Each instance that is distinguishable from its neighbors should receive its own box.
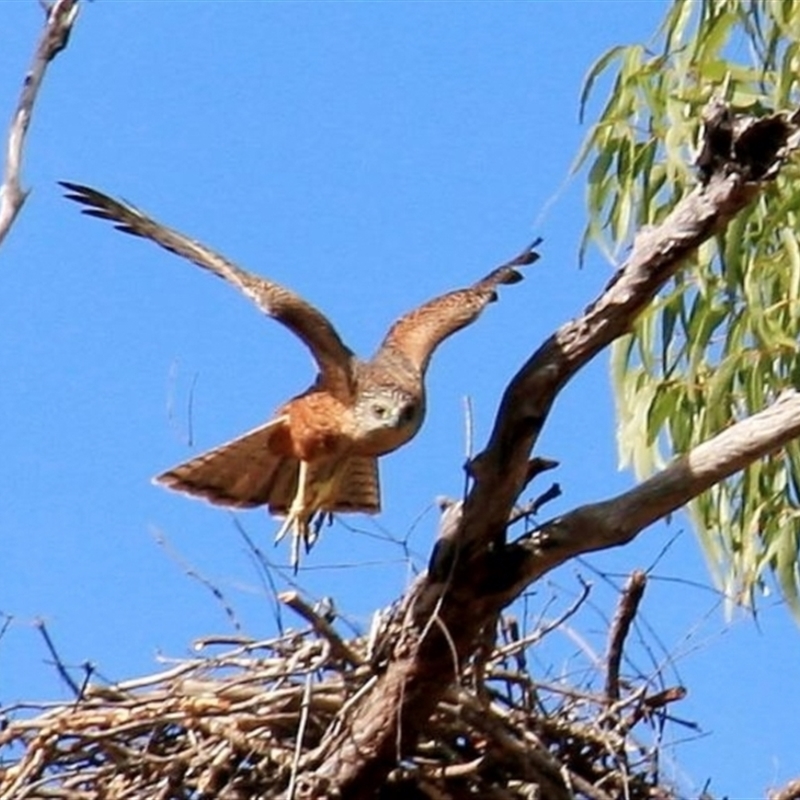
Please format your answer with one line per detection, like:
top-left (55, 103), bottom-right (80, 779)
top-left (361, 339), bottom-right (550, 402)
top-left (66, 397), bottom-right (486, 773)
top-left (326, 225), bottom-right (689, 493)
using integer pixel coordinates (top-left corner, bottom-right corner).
top-left (352, 386), bottom-right (424, 454)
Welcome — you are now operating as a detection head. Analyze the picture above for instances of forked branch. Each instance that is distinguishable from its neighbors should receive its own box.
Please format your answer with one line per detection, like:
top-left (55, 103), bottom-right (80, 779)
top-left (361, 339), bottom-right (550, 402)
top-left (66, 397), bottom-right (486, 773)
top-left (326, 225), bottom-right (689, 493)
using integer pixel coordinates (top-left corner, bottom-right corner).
top-left (512, 389), bottom-right (800, 592)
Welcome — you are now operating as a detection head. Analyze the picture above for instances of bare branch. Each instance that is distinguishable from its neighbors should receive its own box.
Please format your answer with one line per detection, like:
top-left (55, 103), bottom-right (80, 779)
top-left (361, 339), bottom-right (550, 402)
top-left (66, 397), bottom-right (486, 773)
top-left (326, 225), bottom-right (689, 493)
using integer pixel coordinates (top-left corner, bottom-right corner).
top-left (279, 590), bottom-right (365, 668)
top-left (464, 165), bottom-right (763, 545)
top-left (0, 0), bottom-right (80, 248)
top-left (605, 570), bottom-right (647, 703)
top-left (34, 618), bottom-right (82, 698)
top-left (514, 389), bottom-right (800, 588)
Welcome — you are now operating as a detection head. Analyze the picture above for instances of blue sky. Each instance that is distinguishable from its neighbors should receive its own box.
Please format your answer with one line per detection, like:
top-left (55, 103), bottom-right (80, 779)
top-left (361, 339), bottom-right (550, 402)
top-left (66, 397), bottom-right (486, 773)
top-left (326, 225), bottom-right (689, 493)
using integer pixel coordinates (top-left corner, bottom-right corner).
top-left (1, 2), bottom-right (798, 797)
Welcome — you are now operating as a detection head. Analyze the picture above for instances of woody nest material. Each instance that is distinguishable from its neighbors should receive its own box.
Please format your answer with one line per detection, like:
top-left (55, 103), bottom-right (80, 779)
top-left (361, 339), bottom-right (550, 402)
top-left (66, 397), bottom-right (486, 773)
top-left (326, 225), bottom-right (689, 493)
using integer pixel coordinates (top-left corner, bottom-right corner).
top-left (0, 576), bottom-right (686, 800)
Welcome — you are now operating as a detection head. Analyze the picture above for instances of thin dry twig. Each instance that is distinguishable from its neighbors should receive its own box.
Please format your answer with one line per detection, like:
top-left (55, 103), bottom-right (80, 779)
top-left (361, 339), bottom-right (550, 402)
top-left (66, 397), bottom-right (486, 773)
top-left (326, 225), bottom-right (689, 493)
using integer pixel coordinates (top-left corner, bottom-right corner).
top-left (279, 590), bottom-right (364, 668)
top-left (34, 619), bottom-right (82, 699)
top-left (490, 578), bottom-right (591, 664)
top-left (0, 0), bottom-right (80, 247)
top-left (605, 570), bottom-right (647, 703)
top-left (287, 673), bottom-right (314, 800)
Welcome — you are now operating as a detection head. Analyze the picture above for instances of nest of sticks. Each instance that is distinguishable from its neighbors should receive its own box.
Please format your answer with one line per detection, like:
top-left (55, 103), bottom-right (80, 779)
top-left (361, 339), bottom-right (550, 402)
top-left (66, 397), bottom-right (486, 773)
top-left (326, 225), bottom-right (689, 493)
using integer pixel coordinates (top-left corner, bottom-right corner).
top-left (1, 576), bottom-right (687, 799)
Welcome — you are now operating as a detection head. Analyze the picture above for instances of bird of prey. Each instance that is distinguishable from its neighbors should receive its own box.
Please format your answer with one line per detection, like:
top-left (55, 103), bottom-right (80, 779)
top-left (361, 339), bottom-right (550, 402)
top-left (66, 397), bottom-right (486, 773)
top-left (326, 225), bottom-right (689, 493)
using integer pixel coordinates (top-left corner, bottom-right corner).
top-left (61, 181), bottom-right (539, 567)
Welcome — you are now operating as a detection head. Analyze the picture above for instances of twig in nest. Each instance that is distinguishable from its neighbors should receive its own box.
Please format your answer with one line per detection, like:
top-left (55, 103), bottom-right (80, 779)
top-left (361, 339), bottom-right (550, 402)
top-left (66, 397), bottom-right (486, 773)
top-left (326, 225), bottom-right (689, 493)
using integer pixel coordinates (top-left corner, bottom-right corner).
top-left (232, 516), bottom-right (286, 634)
top-left (0, 0), bottom-right (80, 247)
top-left (1, 606), bottom-right (687, 799)
top-left (280, 591), bottom-right (364, 668)
top-left (499, 615), bottom-right (525, 671)
top-left (490, 577), bottom-right (591, 665)
top-left (34, 618), bottom-right (82, 698)
top-left (622, 685), bottom-right (688, 731)
top-left (287, 672), bottom-right (314, 800)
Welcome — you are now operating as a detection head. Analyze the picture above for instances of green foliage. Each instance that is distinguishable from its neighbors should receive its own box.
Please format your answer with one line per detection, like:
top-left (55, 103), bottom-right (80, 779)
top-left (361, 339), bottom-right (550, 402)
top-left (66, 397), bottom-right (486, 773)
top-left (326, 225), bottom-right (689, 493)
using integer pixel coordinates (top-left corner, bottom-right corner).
top-left (579, 0), bottom-right (800, 613)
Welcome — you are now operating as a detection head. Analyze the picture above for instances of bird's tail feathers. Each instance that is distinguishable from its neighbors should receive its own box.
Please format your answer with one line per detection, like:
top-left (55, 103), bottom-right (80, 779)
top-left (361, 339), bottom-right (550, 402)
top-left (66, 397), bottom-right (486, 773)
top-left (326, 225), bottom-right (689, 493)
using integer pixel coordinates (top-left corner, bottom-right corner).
top-left (156, 420), bottom-right (380, 516)
top-left (324, 456), bottom-right (380, 514)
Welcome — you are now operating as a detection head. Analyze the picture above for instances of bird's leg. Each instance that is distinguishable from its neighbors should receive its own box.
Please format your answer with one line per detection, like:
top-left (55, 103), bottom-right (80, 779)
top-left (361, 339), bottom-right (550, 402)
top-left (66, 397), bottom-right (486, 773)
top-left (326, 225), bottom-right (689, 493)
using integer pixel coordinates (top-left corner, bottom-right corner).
top-left (307, 512), bottom-right (331, 549)
top-left (274, 513), bottom-right (294, 545)
top-left (275, 461), bottom-right (308, 542)
top-left (290, 525), bottom-right (303, 574)
top-left (275, 460), bottom-right (313, 570)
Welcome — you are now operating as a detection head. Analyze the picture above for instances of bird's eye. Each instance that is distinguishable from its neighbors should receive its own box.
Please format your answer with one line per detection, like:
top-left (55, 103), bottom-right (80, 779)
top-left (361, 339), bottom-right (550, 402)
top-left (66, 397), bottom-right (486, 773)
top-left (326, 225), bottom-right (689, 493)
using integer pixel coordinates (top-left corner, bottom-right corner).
top-left (372, 403), bottom-right (389, 419)
top-left (400, 404), bottom-right (417, 424)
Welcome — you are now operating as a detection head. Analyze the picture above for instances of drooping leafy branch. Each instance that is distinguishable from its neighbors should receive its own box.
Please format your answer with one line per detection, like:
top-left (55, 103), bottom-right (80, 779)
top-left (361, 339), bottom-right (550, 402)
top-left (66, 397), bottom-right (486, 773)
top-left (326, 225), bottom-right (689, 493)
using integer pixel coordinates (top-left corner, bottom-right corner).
top-left (579, 0), bottom-right (800, 611)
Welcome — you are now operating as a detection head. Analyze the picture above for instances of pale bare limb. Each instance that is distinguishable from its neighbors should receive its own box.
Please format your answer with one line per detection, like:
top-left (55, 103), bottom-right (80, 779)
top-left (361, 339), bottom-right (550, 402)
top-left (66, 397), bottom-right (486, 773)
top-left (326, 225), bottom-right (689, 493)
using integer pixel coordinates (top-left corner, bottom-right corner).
top-left (0, 0), bottom-right (80, 248)
top-left (279, 590), bottom-right (365, 668)
top-left (513, 390), bottom-right (800, 590)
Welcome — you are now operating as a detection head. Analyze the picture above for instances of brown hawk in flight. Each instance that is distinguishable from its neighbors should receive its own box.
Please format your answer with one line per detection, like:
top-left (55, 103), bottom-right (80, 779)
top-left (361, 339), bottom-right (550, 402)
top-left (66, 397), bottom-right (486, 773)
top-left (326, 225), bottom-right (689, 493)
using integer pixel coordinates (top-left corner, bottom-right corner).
top-left (61, 182), bottom-right (539, 567)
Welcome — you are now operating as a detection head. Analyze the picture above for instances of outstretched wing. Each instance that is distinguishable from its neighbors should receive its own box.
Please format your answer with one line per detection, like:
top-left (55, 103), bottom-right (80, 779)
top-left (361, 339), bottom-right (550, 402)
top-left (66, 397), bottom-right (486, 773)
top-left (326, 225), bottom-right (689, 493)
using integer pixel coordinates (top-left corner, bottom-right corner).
top-left (377, 239), bottom-right (541, 374)
top-left (156, 417), bottom-right (298, 509)
top-left (60, 182), bottom-right (356, 397)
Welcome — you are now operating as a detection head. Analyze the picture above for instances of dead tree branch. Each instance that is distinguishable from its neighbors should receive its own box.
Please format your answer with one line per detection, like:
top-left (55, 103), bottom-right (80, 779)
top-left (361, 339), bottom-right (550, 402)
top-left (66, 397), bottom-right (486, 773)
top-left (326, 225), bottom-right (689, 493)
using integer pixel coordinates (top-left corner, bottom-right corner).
top-left (0, 0), bottom-right (79, 248)
top-left (310, 105), bottom-right (800, 798)
top-left (513, 389), bottom-right (800, 590)
top-left (280, 590), bottom-right (365, 668)
top-left (605, 570), bottom-right (647, 703)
